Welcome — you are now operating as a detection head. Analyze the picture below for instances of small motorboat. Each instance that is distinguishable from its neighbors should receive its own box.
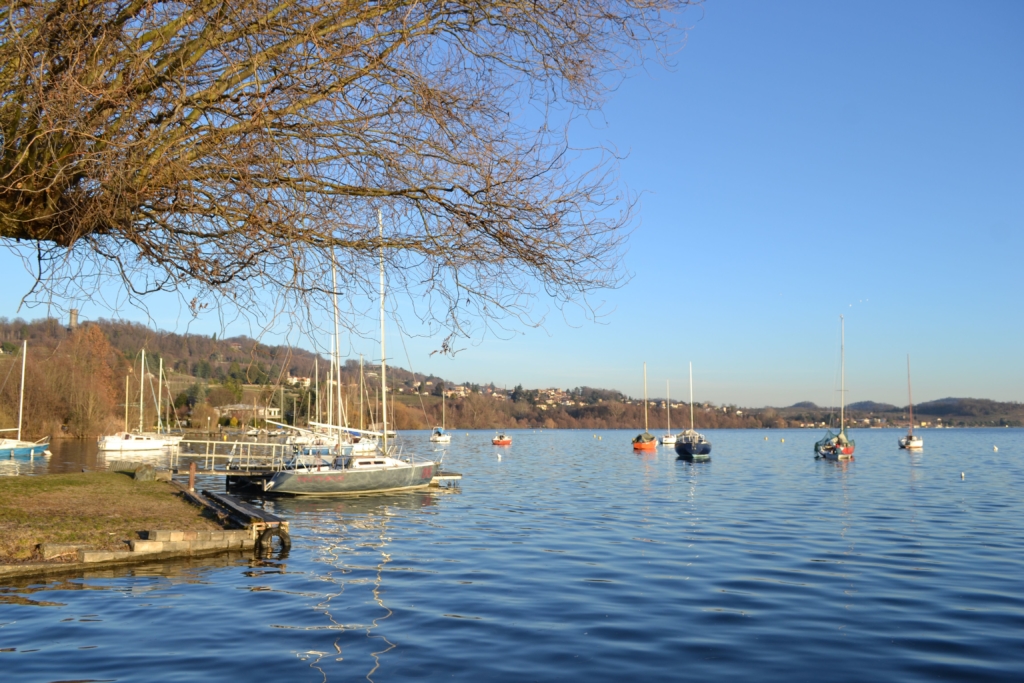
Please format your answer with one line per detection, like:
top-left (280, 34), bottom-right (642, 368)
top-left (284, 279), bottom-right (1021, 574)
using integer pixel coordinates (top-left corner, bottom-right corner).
top-left (492, 432), bottom-right (512, 446)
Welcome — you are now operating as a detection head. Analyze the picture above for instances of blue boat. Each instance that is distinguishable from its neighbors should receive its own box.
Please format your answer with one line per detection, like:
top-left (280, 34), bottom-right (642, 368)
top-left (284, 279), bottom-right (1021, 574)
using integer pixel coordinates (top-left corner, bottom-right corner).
top-left (0, 437), bottom-right (50, 458)
top-left (674, 363), bottom-right (711, 462)
top-left (1, 341), bottom-right (51, 458)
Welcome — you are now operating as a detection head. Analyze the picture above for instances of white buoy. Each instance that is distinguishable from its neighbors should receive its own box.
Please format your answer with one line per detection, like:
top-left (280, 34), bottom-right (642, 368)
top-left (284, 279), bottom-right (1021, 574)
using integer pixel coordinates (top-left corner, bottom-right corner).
top-left (780, 438), bottom-right (785, 443)
top-left (961, 472), bottom-right (965, 480)
top-left (993, 446), bottom-right (998, 452)
top-left (764, 436), bottom-right (768, 441)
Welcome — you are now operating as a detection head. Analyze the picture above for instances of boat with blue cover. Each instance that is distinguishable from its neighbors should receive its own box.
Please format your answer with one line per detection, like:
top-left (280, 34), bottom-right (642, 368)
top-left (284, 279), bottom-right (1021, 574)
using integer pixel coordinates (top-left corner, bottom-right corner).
top-left (674, 362), bottom-right (711, 461)
top-left (1, 341), bottom-right (50, 458)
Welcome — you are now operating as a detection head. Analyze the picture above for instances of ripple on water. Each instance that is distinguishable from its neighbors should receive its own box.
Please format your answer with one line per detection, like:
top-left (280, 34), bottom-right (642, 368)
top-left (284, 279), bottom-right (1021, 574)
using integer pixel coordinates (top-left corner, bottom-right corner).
top-left (3, 429), bottom-right (1024, 681)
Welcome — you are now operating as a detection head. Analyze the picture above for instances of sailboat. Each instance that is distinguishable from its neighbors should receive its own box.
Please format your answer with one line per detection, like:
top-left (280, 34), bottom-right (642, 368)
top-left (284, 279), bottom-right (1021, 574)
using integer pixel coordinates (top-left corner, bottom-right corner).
top-left (0, 341), bottom-right (51, 457)
top-left (674, 362), bottom-right (711, 460)
top-left (430, 383), bottom-right (452, 443)
top-left (264, 211), bottom-right (440, 495)
top-left (660, 380), bottom-right (676, 446)
top-left (898, 355), bottom-right (923, 450)
top-left (814, 315), bottom-right (855, 460)
top-left (98, 349), bottom-right (169, 451)
top-left (632, 363), bottom-right (657, 451)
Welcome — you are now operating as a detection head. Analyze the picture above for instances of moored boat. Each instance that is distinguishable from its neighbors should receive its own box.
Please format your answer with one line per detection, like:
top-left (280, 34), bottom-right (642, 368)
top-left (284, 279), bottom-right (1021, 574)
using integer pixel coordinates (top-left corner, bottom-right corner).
top-left (263, 210), bottom-right (440, 496)
top-left (675, 362), bottom-right (711, 461)
top-left (263, 453), bottom-right (438, 495)
top-left (98, 431), bottom-right (169, 451)
top-left (660, 380), bottom-right (676, 446)
top-left (0, 341), bottom-right (51, 457)
top-left (632, 362), bottom-right (657, 451)
top-left (492, 432), bottom-right (512, 446)
top-left (430, 386), bottom-right (452, 443)
top-left (898, 355), bottom-right (923, 450)
top-left (815, 316), bottom-right (855, 460)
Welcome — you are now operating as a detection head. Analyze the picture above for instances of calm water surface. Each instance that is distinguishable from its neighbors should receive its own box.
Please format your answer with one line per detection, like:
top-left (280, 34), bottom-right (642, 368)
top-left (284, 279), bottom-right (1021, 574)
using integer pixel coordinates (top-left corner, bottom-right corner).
top-left (2, 429), bottom-right (1023, 681)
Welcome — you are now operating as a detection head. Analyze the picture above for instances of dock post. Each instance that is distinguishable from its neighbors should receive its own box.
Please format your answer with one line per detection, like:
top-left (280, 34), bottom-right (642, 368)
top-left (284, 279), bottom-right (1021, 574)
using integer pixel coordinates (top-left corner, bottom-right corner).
top-left (188, 461), bottom-right (196, 492)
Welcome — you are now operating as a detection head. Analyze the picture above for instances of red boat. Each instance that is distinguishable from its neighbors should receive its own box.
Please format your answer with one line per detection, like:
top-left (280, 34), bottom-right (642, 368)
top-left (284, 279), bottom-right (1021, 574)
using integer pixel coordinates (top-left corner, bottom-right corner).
top-left (492, 432), bottom-right (512, 446)
top-left (815, 315), bottom-right (855, 460)
top-left (632, 362), bottom-right (657, 451)
top-left (632, 433), bottom-right (657, 451)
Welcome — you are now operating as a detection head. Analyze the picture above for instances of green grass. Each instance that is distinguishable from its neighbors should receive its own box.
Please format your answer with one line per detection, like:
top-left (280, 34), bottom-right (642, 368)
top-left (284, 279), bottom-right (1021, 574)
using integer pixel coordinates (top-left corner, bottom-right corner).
top-left (0, 472), bottom-right (224, 562)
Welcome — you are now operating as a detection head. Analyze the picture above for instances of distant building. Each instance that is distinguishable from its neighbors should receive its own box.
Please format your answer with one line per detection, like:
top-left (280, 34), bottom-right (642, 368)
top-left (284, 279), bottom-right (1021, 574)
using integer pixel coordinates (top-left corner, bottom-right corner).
top-left (216, 403), bottom-right (281, 421)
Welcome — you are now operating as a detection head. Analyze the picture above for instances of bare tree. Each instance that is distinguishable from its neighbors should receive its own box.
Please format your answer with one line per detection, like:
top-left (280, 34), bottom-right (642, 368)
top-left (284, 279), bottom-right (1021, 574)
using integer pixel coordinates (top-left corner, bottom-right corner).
top-left (1, 1), bottom-right (696, 345)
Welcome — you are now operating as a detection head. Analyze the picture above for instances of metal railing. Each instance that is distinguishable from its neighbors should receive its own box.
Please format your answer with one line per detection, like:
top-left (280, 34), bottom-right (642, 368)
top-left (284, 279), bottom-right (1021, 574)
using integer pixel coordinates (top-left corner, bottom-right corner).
top-left (174, 439), bottom-right (293, 471)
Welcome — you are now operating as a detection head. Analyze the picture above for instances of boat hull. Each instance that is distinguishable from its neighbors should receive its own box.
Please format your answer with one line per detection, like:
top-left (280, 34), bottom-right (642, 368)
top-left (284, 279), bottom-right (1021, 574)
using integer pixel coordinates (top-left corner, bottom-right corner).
top-left (898, 436), bottom-right (923, 450)
top-left (98, 434), bottom-right (169, 451)
top-left (675, 440), bottom-right (711, 461)
top-left (660, 434), bottom-right (677, 446)
top-left (492, 438), bottom-right (511, 446)
top-left (0, 440), bottom-right (50, 457)
top-left (266, 461), bottom-right (438, 496)
top-left (815, 443), bottom-right (855, 460)
top-left (632, 440), bottom-right (657, 451)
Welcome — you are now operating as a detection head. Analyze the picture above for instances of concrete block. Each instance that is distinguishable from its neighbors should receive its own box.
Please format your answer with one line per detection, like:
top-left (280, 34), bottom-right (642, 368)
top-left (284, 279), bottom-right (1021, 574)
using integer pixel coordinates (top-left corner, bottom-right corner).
top-left (80, 550), bottom-right (135, 563)
top-left (147, 530), bottom-right (173, 541)
top-left (39, 543), bottom-right (84, 560)
top-left (161, 541), bottom-right (190, 552)
top-left (168, 531), bottom-right (184, 542)
top-left (189, 540), bottom-right (224, 552)
top-left (130, 540), bottom-right (164, 553)
top-left (182, 530), bottom-right (198, 541)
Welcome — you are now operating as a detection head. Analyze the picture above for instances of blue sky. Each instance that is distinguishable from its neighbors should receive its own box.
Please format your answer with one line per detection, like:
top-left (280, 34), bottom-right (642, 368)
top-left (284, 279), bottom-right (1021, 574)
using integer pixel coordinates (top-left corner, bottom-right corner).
top-left (2, 1), bottom-right (1021, 407)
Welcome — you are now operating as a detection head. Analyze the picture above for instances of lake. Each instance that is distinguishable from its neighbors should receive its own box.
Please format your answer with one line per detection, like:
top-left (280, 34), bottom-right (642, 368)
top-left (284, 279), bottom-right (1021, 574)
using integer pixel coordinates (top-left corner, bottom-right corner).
top-left (2, 428), bottom-right (1023, 681)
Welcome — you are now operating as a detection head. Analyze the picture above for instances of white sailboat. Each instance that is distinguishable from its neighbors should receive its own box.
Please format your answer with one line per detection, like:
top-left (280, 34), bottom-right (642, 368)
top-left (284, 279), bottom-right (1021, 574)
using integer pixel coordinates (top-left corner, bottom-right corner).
top-left (430, 383), bottom-right (452, 443)
top-left (660, 380), bottom-right (676, 446)
top-left (898, 355), bottom-right (923, 450)
top-left (99, 349), bottom-right (169, 451)
top-left (0, 341), bottom-right (51, 457)
top-left (264, 211), bottom-right (440, 495)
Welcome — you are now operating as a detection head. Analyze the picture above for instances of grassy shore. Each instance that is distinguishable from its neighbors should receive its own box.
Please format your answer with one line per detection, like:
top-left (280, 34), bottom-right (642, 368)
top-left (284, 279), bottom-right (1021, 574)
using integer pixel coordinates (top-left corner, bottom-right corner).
top-left (0, 472), bottom-right (224, 562)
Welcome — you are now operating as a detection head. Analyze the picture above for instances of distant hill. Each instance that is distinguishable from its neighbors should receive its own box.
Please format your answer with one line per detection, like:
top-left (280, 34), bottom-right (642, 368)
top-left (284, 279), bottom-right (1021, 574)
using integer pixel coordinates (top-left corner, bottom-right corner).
top-left (847, 401), bottom-right (898, 412)
top-left (790, 401), bottom-right (818, 409)
top-left (915, 397), bottom-right (1020, 418)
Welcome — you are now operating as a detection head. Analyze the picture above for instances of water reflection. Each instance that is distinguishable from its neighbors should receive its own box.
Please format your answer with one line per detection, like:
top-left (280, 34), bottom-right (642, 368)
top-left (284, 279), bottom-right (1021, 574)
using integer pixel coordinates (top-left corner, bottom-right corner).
top-left (260, 490), bottom-right (442, 682)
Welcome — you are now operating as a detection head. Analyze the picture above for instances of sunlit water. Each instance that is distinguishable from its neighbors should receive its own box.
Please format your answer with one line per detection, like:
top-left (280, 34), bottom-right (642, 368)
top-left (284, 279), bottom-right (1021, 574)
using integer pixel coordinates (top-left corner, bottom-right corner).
top-left (2, 429), bottom-right (1023, 681)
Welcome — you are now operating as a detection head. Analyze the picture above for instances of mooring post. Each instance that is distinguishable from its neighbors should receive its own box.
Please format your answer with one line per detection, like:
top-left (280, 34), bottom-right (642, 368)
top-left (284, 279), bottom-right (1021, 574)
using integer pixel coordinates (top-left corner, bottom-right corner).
top-left (188, 461), bottom-right (197, 492)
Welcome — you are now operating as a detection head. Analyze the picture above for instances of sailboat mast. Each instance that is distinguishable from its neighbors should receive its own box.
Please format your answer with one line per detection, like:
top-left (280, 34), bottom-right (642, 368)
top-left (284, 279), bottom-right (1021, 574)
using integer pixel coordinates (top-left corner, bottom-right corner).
top-left (124, 375), bottom-right (129, 431)
top-left (689, 362), bottom-right (695, 430)
top-left (442, 383), bottom-right (446, 429)
top-left (840, 315), bottom-right (845, 433)
top-left (16, 340), bottom-right (26, 442)
top-left (139, 349), bottom-right (145, 433)
top-left (907, 354), bottom-right (914, 436)
top-left (378, 209), bottom-right (387, 452)
top-left (331, 253), bottom-right (345, 436)
top-left (314, 357), bottom-right (319, 423)
top-left (643, 362), bottom-right (649, 432)
top-left (359, 354), bottom-right (364, 431)
top-left (157, 357), bottom-right (163, 433)
top-left (666, 380), bottom-right (671, 433)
